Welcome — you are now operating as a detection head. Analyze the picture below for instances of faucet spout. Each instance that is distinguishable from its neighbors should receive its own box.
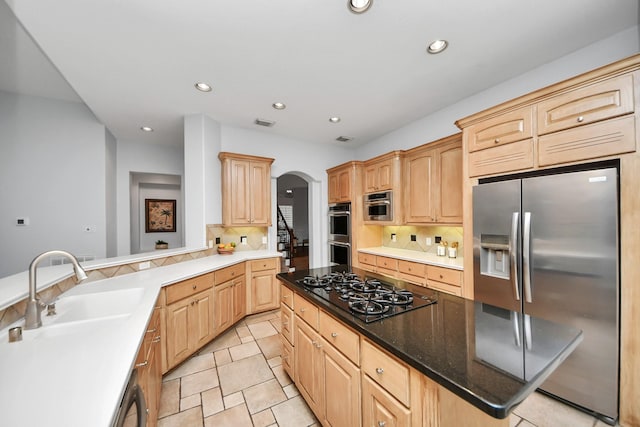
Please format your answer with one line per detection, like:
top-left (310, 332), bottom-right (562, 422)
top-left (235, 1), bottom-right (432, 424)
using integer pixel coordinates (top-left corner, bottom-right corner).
top-left (24, 250), bottom-right (88, 330)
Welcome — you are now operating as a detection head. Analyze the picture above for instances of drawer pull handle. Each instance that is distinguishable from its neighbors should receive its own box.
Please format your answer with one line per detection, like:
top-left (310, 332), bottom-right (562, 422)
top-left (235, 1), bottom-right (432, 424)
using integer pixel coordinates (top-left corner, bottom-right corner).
top-left (282, 321), bottom-right (288, 327)
top-left (577, 116), bottom-right (584, 123)
top-left (283, 295), bottom-right (289, 299)
top-left (135, 360), bottom-right (149, 368)
top-left (146, 328), bottom-right (157, 334)
top-left (152, 337), bottom-right (161, 343)
top-left (494, 138), bottom-right (500, 144)
top-left (440, 274), bottom-right (443, 279)
top-left (331, 332), bottom-right (338, 338)
top-left (300, 308), bottom-right (306, 313)
top-left (192, 285), bottom-right (197, 290)
top-left (378, 421), bottom-right (386, 427)
top-left (376, 367), bottom-right (384, 374)
top-left (191, 301), bottom-right (195, 306)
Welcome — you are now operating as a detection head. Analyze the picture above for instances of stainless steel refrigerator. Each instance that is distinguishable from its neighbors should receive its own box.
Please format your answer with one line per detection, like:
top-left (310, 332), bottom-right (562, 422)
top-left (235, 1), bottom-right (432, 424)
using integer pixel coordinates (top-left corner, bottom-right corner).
top-left (472, 163), bottom-right (619, 422)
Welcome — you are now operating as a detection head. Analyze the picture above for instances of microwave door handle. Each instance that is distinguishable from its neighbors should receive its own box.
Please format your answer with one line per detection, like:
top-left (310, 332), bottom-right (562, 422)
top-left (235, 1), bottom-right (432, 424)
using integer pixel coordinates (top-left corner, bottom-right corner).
top-left (510, 212), bottom-right (520, 301)
top-left (367, 201), bottom-right (391, 205)
top-left (330, 241), bottom-right (351, 248)
top-left (523, 212), bottom-right (532, 303)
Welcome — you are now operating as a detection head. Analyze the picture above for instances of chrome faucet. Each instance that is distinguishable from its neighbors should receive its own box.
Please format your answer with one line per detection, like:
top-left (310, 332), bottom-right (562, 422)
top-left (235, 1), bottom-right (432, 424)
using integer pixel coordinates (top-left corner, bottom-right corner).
top-left (24, 250), bottom-right (88, 330)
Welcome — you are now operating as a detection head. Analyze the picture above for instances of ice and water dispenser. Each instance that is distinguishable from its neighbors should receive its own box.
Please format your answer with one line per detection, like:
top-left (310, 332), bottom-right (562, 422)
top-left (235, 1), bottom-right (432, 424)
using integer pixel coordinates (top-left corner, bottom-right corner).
top-left (478, 234), bottom-right (511, 280)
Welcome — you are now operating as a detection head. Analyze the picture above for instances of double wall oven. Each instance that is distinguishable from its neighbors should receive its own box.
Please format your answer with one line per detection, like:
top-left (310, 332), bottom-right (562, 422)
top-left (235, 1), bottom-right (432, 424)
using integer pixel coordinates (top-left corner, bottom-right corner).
top-left (328, 202), bottom-right (351, 267)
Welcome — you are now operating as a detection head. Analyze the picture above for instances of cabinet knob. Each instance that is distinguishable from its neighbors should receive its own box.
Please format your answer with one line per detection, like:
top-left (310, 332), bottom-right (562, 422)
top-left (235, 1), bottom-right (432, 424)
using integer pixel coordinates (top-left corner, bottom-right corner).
top-left (191, 301), bottom-right (195, 306)
top-left (300, 308), bottom-right (306, 313)
top-left (192, 285), bottom-right (197, 290)
top-left (283, 295), bottom-right (289, 299)
top-left (440, 274), bottom-right (444, 279)
top-left (494, 138), bottom-right (500, 144)
top-left (577, 116), bottom-right (584, 123)
top-left (331, 332), bottom-right (338, 338)
top-left (376, 367), bottom-right (384, 375)
top-left (378, 422), bottom-right (386, 427)
top-left (283, 321), bottom-right (288, 327)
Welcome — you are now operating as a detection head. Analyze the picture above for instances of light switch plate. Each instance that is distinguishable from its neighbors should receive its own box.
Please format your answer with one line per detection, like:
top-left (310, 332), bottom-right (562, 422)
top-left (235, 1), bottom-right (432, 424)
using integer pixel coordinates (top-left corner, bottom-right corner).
top-left (262, 236), bottom-right (268, 244)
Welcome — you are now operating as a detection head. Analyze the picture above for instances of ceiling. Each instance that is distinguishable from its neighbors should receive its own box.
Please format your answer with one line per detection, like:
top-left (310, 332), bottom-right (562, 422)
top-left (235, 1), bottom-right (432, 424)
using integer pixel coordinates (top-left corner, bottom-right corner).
top-left (1, 0), bottom-right (638, 148)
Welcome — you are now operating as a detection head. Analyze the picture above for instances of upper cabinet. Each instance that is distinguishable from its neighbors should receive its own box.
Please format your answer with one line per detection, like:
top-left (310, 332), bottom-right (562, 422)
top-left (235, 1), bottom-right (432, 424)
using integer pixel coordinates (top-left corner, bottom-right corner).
top-left (404, 134), bottom-right (463, 224)
top-left (327, 161), bottom-right (362, 203)
top-left (363, 153), bottom-right (400, 193)
top-left (219, 152), bottom-right (274, 226)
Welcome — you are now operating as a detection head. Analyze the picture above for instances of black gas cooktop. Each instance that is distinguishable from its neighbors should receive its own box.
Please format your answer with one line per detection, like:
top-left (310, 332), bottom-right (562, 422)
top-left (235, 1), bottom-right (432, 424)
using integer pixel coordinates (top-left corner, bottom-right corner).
top-left (295, 270), bottom-right (437, 323)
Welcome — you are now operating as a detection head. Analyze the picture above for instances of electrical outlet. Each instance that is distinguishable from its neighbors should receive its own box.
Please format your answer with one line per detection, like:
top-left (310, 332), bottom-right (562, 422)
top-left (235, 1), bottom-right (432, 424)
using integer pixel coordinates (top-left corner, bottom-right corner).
top-left (16, 217), bottom-right (29, 226)
top-left (391, 233), bottom-right (397, 242)
top-left (215, 237), bottom-right (221, 244)
top-left (208, 240), bottom-right (214, 248)
top-left (138, 261), bottom-right (151, 270)
top-left (435, 236), bottom-right (442, 243)
top-left (426, 237), bottom-right (432, 246)
top-left (410, 234), bottom-right (417, 242)
top-left (262, 236), bottom-right (268, 244)
top-left (241, 236), bottom-right (248, 245)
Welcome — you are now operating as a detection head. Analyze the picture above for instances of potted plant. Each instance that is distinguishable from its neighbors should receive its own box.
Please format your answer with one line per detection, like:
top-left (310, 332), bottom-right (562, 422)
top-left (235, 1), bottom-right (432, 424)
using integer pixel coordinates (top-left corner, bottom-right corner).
top-left (155, 240), bottom-right (168, 250)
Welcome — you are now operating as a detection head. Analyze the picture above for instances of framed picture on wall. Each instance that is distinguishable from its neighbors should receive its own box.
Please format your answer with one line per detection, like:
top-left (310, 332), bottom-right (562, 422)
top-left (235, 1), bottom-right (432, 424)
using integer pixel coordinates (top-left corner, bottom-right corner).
top-left (145, 199), bottom-right (176, 232)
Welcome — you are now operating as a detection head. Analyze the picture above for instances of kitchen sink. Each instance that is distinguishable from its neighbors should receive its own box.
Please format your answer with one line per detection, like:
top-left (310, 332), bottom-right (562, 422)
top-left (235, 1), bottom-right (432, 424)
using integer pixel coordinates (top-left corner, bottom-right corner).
top-left (48, 287), bottom-right (144, 325)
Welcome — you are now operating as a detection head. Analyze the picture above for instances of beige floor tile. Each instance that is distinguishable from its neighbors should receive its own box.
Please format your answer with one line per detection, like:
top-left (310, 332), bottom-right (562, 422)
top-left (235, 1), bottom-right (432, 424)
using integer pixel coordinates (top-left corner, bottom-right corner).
top-left (158, 406), bottom-right (203, 427)
top-left (282, 383), bottom-right (300, 399)
top-left (204, 403), bottom-right (253, 427)
top-left (240, 335), bottom-right (255, 343)
top-left (245, 311), bottom-right (279, 325)
top-left (272, 363), bottom-right (293, 387)
top-left (518, 420), bottom-right (537, 427)
top-left (223, 391), bottom-right (245, 408)
top-left (235, 325), bottom-right (252, 338)
top-left (229, 341), bottom-right (262, 361)
top-left (267, 355), bottom-right (282, 368)
top-left (180, 393), bottom-right (201, 412)
top-left (158, 378), bottom-right (180, 418)
top-left (271, 395), bottom-right (318, 427)
top-left (201, 387), bottom-right (224, 418)
top-left (248, 321), bottom-right (278, 339)
top-left (509, 413), bottom-right (522, 427)
top-left (513, 392), bottom-right (595, 427)
top-left (217, 354), bottom-right (275, 396)
top-left (214, 349), bottom-right (232, 366)
top-left (243, 378), bottom-right (287, 414)
top-left (199, 328), bottom-right (241, 353)
top-left (181, 368), bottom-right (219, 397)
top-left (252, 408), bottom-right (276, 427)
top-left (256, 334), bottom-right (282, 360)
top-left (164, 353), bottom-right (215, 381)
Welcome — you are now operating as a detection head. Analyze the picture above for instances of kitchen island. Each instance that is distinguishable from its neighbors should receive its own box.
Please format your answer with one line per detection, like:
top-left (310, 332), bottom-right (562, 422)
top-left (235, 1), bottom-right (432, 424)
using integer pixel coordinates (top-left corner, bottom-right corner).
top-left (277, 265), bottom-right (582, 426)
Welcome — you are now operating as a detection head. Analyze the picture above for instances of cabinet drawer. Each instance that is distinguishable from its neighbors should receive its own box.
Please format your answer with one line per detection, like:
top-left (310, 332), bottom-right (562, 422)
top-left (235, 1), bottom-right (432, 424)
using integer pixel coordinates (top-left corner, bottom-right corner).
top-left (537, 74), bottom-right (635, 135)
top-left (358, 252), bottom-right (376, 267)
top-left (376, 256), bottom-right (398, 271)
top-left (427, 280), bottom-right (462, 296)
top-left (250, 257), bottom-right (278, 272)
top-left (397, 260), bottom-right (426, 284)
top-left (293, 294), bottom-right (319, 330)
top-left (319, 311), bottom-right (359, 365)
top-left (538, 114), bottom-right (636, 166)
top-left (165, 273), bottom-right (214, 305)
top-left (281, 284), bottom-right (294, 309)
top-left (361, 339), bottom-right (410, 406)
top-left (214, 263), bottom-right (245, 285)
top-left (281, 334), bottom-right (295, 380)
top-left (468, 138), bottom-right (534, 177)
top-left (281, 303), bottom-right (295, 345)
top-left (467, 106), bottom-right (533, 153)
top-left (426, 266), bottom-right (462, 286)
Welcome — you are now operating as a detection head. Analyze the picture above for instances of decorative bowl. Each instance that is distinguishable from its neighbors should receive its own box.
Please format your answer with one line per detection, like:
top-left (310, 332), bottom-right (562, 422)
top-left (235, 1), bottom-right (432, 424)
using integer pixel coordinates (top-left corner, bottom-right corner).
top-left (217, 247), bottom-right (235, 255)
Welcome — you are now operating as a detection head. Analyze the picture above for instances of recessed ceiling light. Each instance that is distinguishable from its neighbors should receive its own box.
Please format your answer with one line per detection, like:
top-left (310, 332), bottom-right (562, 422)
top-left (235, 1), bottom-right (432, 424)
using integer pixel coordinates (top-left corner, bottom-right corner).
top-left (348, 0), bottom-right (372, 13)
top-left (427, 39), bottom-right (448, 54)
top-left (194, 82), bottom-right (212, 92)
top-left (272, 102), bottom-right (286, 110)
top-left (329, 117), bottom-right (341, 123)
top-left (140, 126), bottom-right (153, 132)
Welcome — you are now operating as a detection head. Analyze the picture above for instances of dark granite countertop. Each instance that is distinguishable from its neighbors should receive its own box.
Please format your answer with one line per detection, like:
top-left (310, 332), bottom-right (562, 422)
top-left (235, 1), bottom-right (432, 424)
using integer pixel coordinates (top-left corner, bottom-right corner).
top-left (277, 265), bottom-right (583, 419)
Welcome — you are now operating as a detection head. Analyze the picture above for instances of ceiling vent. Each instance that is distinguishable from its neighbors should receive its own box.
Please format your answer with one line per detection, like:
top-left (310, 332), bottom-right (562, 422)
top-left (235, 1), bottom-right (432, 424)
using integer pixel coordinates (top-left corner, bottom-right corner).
top-left (336, 136), bottom-right (353, 142)
top-left (254, 118), bottom-right (275, 127)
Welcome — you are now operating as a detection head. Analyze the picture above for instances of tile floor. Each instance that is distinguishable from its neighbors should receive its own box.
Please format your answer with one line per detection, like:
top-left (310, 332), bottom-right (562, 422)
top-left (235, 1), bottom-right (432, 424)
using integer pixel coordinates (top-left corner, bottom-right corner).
top-left (157, 309), bottom-right (618, 427)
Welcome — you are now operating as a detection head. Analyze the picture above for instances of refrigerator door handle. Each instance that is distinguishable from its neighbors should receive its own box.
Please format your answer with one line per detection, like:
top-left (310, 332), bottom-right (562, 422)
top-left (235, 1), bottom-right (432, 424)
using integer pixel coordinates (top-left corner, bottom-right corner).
top-left (512, 312), bottom-right (522, 348)
top-left (523, 212), bottom-right (532, 303)
top-left (510, 212), bottom-right (520, 301)
top-left (524, 314), bottom-right (532, 351)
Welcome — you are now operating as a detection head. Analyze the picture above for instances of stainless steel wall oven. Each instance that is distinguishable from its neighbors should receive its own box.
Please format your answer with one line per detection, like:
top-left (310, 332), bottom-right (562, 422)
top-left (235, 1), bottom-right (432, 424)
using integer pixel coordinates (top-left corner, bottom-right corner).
top-left (328, 202), bottom-right (351, 266)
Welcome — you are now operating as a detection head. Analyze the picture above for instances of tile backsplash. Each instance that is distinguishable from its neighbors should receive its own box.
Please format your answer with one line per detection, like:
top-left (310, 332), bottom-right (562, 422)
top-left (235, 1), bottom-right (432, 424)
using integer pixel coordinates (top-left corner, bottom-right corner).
top-left (382, 225), bottom-right (463, 254)
top-left (206, 225), bottom-right (268, 251)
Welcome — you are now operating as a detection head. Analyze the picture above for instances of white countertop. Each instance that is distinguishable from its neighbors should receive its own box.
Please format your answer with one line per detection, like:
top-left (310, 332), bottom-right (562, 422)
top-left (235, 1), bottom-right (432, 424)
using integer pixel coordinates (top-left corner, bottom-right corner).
top-left (0, 250), bottom-right (280, 427)
top-left (358, 246), bottom-right (464, 270)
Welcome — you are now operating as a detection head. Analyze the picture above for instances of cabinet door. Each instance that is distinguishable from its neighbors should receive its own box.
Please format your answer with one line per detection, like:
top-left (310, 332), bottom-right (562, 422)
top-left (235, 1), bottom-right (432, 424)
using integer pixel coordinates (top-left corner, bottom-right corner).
top-left (435, 141), bottom-right (462, 223)
top-left (232, 278), bottom-right (247, 324)
top-left (251, 269), bottom-right (278, 313)
top-left (405, 149), bottom-right (435, 223)
top-left (214, 281), bottom-right (233, 333)
top-left (322, 339), bottom-right (361, 427)
top-left (192, 289), bottom-right (215, 349)
top-left (328, 172), bottom-right (340, 203)
top-left (165, 298), bottom-right (191, 369)
top-left (250, 161), bottom-right (271, 225)
top-left (229, 158), bottom-right (252, 225)
top-left (362, 375), bottom-right (411, 427)
top-left (364, 164), bottom-right (379, 193)
top-left (295, 319), bottom-right (323, 416)
top-left (376, 159), bottom-right (393, 191)
top-left (337, 169), bottom-right (351, 202)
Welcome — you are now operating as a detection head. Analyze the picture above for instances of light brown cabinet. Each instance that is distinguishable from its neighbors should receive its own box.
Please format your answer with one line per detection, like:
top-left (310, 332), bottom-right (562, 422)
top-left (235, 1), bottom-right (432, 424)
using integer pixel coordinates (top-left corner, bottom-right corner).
top-left (404, 134), bottom-right (463, 224)
top-left (219, 152), bottom-right (274, 226)
top-left (362, 375), bottom-right (411, 427)
top-left (426, 265), bottom-right (463, 296)
top-left (135, 305), bottom-right (162, 427)
top-left (164, 275), bottom-right (215, 371)
top-left (295, 316), bottom-right (324, 415)
top-left (249, 258), bottom-right (280, 313)
top-left (214, 276), bottom-right (245, 333)
top-left (327, 161), bottom-right (360, 203)
top-left (364, 155), bottom-right (395, 193)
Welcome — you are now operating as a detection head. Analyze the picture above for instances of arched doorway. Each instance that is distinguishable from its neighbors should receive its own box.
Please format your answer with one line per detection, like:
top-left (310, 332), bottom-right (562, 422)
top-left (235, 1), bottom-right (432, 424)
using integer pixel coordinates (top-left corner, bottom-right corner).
top-left (276, 173), bottom-right (310, 272)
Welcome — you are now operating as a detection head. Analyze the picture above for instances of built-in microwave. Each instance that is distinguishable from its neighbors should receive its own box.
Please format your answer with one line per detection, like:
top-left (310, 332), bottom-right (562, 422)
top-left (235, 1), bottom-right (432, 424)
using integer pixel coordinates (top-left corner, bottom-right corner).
top-left (364, 191), bottom-right (393, 221)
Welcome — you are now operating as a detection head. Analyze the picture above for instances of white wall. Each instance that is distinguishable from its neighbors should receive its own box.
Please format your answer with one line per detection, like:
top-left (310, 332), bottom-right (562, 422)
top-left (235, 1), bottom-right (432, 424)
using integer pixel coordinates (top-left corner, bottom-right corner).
top-left (0, 90), bottom-right (107, 277)
top-left (116, 139), bottom-right (184, 256)
top-left (137, 182), bottom-right (182, 252)
top-left (356, 26), bottom-right (640, 159)
top-left (105, 129), bottom-right (117, 257)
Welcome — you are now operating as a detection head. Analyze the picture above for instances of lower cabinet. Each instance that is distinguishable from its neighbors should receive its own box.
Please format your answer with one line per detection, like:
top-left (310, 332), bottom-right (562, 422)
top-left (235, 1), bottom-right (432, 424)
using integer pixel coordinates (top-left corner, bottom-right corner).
top-left (135, 304), bottom-right (162, 427)
top-left (249, 258), bottom-right (280, 313)
top-left (214, 275), bottom-right (246, 332)
top-left (362, 375), bottom-right (411, 427)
